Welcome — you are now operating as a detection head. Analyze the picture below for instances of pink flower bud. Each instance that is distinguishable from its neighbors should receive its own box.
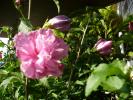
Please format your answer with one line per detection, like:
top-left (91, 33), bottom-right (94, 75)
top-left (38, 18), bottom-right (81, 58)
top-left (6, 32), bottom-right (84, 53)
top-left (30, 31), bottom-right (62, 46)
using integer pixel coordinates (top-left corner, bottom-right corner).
top-left (15, 0), bottom-right (25, 5)
top-left (48, 15), bottom-right (71, 32)
top-left (15, 0), bottom-right (21, 5)
top-left (128, 22), bottom-right (133, 31)
top-left (94, 39), bottom-right (112, 55)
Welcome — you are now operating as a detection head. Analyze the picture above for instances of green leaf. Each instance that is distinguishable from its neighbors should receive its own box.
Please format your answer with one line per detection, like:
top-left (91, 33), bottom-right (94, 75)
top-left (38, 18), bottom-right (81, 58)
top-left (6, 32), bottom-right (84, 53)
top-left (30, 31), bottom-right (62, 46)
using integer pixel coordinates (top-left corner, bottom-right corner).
top-left (18, 18), bottom-right (33, 33)
top-left (10, 72), bottom-right (24, 83)
top-left (101, 19), bottom-right (107, 30)
top-left (85, 64), bottom-right (109, 97)
top-left (128, 52), bottom-right (133, 57)
top-left (18, 96), bottom-right (25, 100)
top-left (52, 0), bottom-right (60, 14)
top-left (28, 95), bottom-right (34, 100)
top-left (94, 60), bottom-right (125, 77)
top-left (122, 34), bottom-right (133, 43)
top-left (0, 70), bottom-right (8, 79)
top-left (109, 60), bottom-right (125, 76)
top-left (52, 93), bottom-right (58, 99)
top-left (93, 64), bottom-right (110, 77)
top-left (1, 26), bottom-right (11, 33)
top-left (85, 74), bottom-right (102, 96)
top-left (75, 80), bottom-right (84, 85)
top-left (85, 60), bottom-right (125, 97)
top-left (0, 77), bottom-right (15, 92)
top-left (0, 40), bottom-right (5, 47)
top-left (52, 29), bottom-right (65, 38)
top-left (102, 76), bottom-right (125, 91)
top-left (39, 77), bottom-right (49, 88)
top-left (15, 86), bottom-right (21, 99)
top-left (71, 28), bottom-right (82, 32)
top-left (119, 92), bottom-right (129, 100)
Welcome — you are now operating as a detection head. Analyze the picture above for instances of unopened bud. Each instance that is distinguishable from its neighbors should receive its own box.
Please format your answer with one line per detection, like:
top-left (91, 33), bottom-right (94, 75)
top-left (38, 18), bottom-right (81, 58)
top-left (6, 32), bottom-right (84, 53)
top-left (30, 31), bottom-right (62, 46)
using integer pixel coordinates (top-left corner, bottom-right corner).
top-left (94, 38), bottom-right (112, 55)
top-left (128, 22), bottom-right (133, 31)
top-left (47, 15), bottom-right (71, 32)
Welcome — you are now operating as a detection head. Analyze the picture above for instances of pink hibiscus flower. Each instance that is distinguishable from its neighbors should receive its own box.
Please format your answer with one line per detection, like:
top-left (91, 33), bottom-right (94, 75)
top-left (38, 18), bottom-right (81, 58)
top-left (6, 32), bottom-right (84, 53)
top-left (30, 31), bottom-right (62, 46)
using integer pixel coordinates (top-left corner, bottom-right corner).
top-left (14, 29), bottom-right (68, 79)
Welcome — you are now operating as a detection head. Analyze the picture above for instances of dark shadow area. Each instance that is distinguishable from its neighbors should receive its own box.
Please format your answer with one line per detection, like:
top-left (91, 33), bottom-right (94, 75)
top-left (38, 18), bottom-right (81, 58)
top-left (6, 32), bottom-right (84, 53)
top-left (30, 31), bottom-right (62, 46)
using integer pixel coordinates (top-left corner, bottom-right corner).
top-left (0, 0), bottom-right (124, 36)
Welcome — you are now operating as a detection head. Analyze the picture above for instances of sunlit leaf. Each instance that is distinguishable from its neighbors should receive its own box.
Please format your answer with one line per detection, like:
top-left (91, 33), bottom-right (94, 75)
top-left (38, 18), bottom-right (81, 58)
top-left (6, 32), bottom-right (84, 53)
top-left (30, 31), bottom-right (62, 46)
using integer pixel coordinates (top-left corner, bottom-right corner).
top-left (39, 77), bottom-right (49, 88)
top-left (109, 60), bottom-right (125, 76)
top-left (1, 26), bottom-right (11, 33)
top-left (102, 76), bottom-right (125, 91)
top-left (18, 96), bottom-right (25, 100)
top-left (0, 70), bottom-right (8, 75)
top-left (15, 86), bottom-right (21, 99)
top-left (52, 29), bottom-right (64, 38)
top-left (128, 52), bottom-right (133, 57)
top-left (0, 40), bottom-right (5, 47)
top-left (18, 18), bottom-right (33, 33)
top-left (0, 77), bottom-right (15, 92)
top-left (75, 80), bottom-right (84, 85)
top-left (52, 93), bottom-right (58, 99)
top-left (85, 74), bottom-right (101, 96)
top-left (85, 60), bottom-right (125, 97)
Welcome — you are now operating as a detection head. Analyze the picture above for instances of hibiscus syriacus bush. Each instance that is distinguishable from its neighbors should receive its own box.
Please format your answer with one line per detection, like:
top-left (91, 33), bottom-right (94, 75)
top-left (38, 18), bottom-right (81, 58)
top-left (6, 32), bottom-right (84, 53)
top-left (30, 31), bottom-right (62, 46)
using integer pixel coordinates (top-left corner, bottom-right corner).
top-left (14, 29), bottom-right (68, 79)
top-left (1, 0), bottom-right (133, 100)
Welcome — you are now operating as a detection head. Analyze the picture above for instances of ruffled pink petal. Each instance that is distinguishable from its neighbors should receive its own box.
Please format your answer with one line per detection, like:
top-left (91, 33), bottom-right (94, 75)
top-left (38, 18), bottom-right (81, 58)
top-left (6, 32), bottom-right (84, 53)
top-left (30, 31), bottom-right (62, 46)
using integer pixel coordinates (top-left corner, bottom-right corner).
top-left (36, 29), bottom-right (68, 60)
top-left (50, 38), bottom-right (68, 59)
top-left (14, 32), bottom-right (37, 61)
top-left (21, 60), bottom-right (47, 79)
top-left (35, 29), bottom-right (55, 52)
top-left (46, 60), bottom-right (64, 76)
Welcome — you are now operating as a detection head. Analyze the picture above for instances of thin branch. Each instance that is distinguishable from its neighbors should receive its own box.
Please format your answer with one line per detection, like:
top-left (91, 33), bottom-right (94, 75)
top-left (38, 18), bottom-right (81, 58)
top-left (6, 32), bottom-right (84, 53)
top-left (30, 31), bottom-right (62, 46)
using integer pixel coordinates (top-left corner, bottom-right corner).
top-left (25, 0), bottom-right (32, 99)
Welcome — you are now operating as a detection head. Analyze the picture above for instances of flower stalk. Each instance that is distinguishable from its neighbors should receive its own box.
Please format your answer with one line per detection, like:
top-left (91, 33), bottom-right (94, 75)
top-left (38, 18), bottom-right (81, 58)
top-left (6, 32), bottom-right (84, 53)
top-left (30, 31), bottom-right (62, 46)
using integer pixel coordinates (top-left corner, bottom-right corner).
top-left (25, 0), bottom-right (32, 99)
top-left (28, 0), bottom-right (32, 20)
